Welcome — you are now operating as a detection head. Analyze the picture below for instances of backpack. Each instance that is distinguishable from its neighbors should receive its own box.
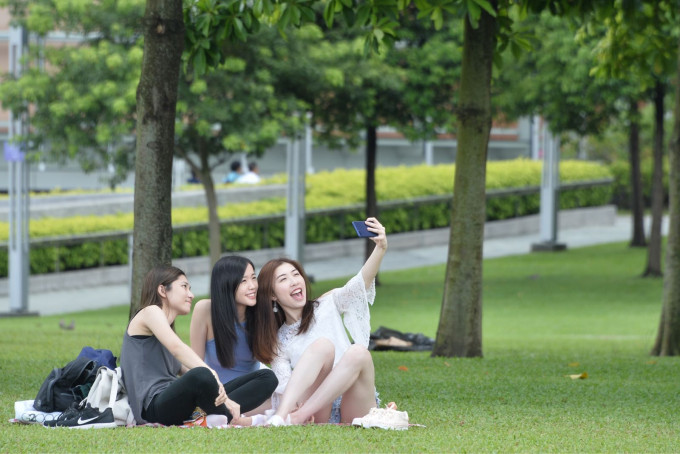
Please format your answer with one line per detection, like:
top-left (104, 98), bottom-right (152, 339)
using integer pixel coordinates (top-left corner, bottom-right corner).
top-left (77, 346), bottom-right (117, 370)
top-left (85, 366), bottom-right (136, 426)
top-left (33, 356), bottom-right (99, 412)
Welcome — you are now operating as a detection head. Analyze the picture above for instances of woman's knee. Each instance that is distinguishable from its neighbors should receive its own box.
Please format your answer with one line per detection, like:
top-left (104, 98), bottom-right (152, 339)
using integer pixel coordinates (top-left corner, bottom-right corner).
top-left (255, 368), bottom-right (278, 393)
top-left (343, 344), bottom-right (373, 367)
top-left (305, 337), bottom-right (335, 361)
top-left (184, 366), bottom-right (216, 389)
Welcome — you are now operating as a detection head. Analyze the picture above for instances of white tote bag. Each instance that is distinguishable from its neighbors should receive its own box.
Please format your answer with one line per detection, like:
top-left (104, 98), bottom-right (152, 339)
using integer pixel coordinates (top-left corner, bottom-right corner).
top-left (85, 367), bottom-right (136, 426)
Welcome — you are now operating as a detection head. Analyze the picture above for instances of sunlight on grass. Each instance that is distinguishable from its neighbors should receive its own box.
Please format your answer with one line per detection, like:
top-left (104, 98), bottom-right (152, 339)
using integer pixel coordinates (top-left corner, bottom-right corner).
top-left (1, 242), bottom-right (678, 452)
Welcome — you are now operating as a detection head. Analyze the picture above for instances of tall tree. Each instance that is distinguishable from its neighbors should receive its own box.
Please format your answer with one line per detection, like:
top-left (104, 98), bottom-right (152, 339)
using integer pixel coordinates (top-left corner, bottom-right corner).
top-left (644, 79), bottom-right (666, 276)
top-left (263, 23), bottom-right (407, 264)
top-left (651, 2), bottom-right (680, 356)
top-left (431, 6), bottom-right (495, 357)
top-left (627, 99), bottom-right (647, 247)
top-left (589, 1), bottom-right (677, 275)
top-left (0, 0), bottom-right (143, 187)
top-left (494, 10), bottom-right (647, 248)
top-left (130, 0), bottom-right (184, 317)
top-left (175, 28), bottom-right (304, 266)
top-left (495, 12), bottom-right (621, 138)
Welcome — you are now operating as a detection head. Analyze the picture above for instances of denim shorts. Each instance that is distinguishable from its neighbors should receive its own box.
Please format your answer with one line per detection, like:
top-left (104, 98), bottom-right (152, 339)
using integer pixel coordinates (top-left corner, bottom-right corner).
top-left (328, 390), bottom-right (380, 423)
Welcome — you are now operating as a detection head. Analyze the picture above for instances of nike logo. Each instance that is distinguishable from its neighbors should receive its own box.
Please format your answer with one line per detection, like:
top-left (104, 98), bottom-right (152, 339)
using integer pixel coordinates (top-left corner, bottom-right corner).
top-left (77, 415), bottom-right (100, 425)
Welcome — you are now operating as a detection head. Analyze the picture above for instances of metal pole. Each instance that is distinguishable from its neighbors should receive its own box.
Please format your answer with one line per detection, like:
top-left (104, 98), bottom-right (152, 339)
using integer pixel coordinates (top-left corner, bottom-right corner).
top-left (531, 124), bottom-right (566, 252)
top-left (530, 115), bottom-right (541, 160)
top-left (285, 132), bottom-right (306, 262)
top-left (305, 120), bottom-right (314, 174)
top-left (424, 140), bottom-right (434, 165)
top-left (5, 25), bottom-right (32, 315)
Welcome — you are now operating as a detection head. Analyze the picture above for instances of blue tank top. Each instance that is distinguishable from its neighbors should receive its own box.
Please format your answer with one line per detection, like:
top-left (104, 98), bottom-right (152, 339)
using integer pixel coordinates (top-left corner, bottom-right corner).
top-left (204, 322), bottom-right (260, 384)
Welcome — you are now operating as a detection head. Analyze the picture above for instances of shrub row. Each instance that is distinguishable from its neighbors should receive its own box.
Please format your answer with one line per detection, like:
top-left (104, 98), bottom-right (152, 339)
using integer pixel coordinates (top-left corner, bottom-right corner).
top-left (608, 156), bottom-right (669, 210)
top-left (0, 159), bottom-right (612, 277)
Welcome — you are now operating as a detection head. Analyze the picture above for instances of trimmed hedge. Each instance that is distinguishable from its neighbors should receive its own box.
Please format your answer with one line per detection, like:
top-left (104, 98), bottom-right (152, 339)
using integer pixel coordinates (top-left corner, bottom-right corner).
top-left (0, 159), bottom-right (612, 277)
top-left (609, 156), bottom-right (669, 210)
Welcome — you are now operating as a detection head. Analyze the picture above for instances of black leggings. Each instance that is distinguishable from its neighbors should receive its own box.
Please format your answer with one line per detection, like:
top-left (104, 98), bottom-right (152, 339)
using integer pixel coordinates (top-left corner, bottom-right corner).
top-left (144, 367), bottom-right (277, 426)
top-left (223, 368), bottom-right (278, 412)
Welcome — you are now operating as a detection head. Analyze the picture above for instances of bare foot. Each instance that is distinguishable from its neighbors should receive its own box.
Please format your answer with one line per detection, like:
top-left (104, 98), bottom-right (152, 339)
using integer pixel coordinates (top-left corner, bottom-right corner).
top-left (230, 415), bottom-right (252, 426)
top-left (288, 411), bottom-right (314, 425)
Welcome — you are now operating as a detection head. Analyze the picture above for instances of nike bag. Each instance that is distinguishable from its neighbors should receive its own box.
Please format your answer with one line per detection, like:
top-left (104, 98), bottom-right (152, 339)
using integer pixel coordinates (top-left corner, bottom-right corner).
top-left (85, 366), bottom-right (136, 426)
top-left (34, 356), bottom-right (99, 412)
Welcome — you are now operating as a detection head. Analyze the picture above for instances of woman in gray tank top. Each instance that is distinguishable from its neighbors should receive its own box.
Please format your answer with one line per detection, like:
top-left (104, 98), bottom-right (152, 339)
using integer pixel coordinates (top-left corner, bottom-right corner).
top-left (120, 266), bottom-right (242, 427)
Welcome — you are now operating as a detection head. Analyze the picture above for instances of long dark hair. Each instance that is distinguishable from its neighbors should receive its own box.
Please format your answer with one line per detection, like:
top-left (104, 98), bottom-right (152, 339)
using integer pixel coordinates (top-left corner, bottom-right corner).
top-left (211, 256), bottom-right (277, 366)
top-left (139, 265), bottom-right (186, 331)
top-left (257, 258), bottom-right (316, 335)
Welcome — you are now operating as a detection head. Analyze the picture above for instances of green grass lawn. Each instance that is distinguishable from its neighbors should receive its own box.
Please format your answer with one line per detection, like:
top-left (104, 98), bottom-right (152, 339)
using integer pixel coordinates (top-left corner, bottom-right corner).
top-left (1, 242), bottom-right (678, 452)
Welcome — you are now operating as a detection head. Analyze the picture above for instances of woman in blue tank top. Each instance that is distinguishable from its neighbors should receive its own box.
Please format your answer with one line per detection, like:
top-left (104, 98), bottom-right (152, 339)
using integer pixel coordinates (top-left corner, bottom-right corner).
top-left (190, 256), bottom-right (279, 424)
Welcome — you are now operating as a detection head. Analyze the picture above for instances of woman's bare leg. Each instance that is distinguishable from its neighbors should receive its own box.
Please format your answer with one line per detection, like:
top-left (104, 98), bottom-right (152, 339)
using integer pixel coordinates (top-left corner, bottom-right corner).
top-left (289, 345), bottom-right (376, 425)
top-left (274, 338), bottom-right (335, 419)
top-left (243, 398), bottom-right (272, 417)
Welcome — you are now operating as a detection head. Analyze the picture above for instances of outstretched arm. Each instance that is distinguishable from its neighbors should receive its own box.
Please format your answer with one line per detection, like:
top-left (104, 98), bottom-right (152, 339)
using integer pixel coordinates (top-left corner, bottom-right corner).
top-left (360, 217), bottom-right (388, 289)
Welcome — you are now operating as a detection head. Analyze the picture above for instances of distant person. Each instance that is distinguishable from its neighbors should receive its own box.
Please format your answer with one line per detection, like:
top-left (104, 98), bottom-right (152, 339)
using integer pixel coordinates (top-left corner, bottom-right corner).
top-left (223, 161), bottom-right (243, 184)
top-left (237, 162), bottom-right (261, 184)
top-left (187, 170), bottom-right (200, 184)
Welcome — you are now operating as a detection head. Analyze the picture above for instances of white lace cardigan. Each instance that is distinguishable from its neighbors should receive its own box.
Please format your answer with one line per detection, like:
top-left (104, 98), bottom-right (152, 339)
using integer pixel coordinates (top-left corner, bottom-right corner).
top-left (270, 270), bottom-right (376, 411)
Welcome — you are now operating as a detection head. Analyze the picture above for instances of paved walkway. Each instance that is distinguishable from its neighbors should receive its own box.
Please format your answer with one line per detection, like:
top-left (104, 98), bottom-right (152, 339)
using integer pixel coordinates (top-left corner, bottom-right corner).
top-left (0, 214), bottom-right (667, 316)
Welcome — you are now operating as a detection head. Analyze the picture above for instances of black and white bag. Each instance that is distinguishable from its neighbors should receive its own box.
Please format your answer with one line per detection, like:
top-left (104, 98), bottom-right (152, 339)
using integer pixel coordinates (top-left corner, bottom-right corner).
top-left (34, 356), bottom-right (99, 412)
top-left (84, 367), bottom-right (135, 426)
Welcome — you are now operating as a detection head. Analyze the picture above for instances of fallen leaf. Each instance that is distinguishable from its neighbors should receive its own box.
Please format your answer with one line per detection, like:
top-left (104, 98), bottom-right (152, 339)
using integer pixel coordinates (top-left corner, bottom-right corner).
top-left (565, 372), bottom-right (588, 380)
top-left (444, 361), bottom-right (451, 367)
top-left (568, 362), bottom-right (580, 367)
top-left (398, 365), bottom-right (409, 372)
top-left (646, 360), bottom-right (657, 365)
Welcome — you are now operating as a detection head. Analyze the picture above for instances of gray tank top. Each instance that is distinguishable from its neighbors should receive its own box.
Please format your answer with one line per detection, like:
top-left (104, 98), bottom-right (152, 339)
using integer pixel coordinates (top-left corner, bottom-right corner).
top-left (120, 330), bottom-right (181, 424)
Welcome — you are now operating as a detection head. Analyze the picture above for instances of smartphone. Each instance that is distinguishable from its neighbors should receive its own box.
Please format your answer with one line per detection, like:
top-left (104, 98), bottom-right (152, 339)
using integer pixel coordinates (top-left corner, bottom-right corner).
top-left (352, 221), bottom-right (378, 238)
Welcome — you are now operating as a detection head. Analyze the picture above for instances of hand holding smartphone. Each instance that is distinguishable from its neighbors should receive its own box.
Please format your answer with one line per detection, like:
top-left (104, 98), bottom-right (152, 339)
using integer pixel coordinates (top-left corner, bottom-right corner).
top-left (352, 221), bottom-right (378, 238)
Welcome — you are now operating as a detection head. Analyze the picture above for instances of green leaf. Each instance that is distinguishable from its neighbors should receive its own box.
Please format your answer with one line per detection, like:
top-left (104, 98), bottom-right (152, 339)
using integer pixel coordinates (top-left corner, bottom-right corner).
top-left (356, 4), bottom-right (370, 26)
top-left (510, 40), bottom-right (520, 59)
top-left (466, 0), bottom-right (480, 28)
top-left (300, 6), bottom-right (316, 23)
top-left (253, 0), bottom-right (263, 16)
top-left (279, 4), bottom-right (291, 29)
top-left (431, 7), bottom-right (443, 30)
top-left (194, 49), bottom-right (207, 77)
top-left (290, 4), bottom-right (301, 25)
top-left (471, 0), bottom-right (497, 17)
top-left (323, 0), bottom-right (336, 27)
top-left (233, 17), bottom-right (246, 41)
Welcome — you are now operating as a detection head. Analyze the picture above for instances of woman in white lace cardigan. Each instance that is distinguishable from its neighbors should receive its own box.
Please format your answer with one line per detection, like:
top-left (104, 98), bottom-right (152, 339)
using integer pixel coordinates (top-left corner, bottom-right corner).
top-left (256, 217), bottom-right (387, 425)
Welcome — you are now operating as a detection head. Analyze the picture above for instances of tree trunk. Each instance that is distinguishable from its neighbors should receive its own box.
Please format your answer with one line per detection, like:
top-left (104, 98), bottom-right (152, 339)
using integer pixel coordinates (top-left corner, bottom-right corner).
top-left (651, 36), bottom-right (680, 356)
top-left (628, 98), bottom-right (646, 247)
top-left (432, 8), bottom-right (495, 358)
top-left (129, 0), bottom-right (184, 319)
top-left (643, 80), bottom-right (665, 277)
top-left (364, 122), bottom-right (378, 266)
top-left (201, 159), bottom-right (222, 267)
